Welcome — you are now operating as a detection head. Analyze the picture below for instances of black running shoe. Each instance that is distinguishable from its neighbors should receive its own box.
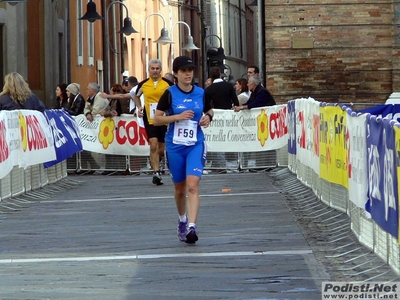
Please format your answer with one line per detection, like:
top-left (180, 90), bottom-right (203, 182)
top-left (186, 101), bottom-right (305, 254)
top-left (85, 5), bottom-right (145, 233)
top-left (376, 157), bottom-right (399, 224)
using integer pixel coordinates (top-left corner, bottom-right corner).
top-left (185, 226), bottom-right (198, 244)
top-left (152, 173), bottom-right (163, 185)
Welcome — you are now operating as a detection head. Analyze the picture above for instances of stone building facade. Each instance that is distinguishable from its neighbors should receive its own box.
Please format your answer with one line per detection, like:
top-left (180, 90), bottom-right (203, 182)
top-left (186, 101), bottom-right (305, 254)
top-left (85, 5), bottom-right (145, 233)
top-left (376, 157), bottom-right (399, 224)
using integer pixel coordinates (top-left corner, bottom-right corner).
top-left (265, 0), bottom-right (397, 106)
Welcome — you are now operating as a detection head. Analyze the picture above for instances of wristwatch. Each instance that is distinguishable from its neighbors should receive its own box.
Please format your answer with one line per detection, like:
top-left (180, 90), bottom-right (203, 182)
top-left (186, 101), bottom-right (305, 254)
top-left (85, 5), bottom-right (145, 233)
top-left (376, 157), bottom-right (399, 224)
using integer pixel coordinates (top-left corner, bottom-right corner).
top-left (205, 113), bottom-right (213, 121)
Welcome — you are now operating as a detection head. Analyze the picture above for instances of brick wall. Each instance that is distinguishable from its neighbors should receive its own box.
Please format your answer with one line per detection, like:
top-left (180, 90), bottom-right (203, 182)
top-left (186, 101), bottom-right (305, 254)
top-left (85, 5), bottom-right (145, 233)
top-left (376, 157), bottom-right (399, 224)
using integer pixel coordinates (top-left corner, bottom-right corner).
top-left (265, 1), bottom-right (395, 105)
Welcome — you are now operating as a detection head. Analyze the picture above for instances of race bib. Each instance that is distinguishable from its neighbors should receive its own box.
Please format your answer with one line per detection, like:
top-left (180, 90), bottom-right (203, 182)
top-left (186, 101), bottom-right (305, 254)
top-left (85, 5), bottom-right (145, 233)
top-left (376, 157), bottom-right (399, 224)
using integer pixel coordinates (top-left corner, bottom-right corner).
top-left (173, 120), bottom-right (198, 146)
top-left (149, 103), bottom-right (158, 120)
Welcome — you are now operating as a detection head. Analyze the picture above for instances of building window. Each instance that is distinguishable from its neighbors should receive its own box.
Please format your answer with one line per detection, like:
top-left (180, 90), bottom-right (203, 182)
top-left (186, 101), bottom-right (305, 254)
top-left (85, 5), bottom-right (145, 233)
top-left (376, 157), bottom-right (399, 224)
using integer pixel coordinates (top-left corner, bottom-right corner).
top-left (76, 0), bottom-right (84, 66)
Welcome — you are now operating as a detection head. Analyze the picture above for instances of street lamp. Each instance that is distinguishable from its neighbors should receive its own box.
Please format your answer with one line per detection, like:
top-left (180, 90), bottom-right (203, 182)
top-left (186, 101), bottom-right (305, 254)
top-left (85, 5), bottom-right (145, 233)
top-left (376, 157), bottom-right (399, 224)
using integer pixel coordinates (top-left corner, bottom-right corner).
top-left (79, 0), bottom-right (103, 23)
top-left (145, 13), bottom-right (174, 77)
top-left (170, 21), bottom-right (200, 67)
top-left (203, 34), bottom-right (226, 80)
top-left (80, 0), bottom-right (138, 90)
top-left (104, 1), bottom-right (137, 89)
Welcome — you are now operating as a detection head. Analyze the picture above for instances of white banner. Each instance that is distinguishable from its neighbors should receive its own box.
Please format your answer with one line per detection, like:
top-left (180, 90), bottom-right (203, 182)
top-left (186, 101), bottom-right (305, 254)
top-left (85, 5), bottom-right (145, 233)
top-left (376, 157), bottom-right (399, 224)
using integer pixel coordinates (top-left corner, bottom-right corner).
top-left (0, 110), bottom-right (56, 179)
top-left (204, 105), bottom-right (288, 152)
top-left (295, 98), bottom-right (320, 174)
top-left (18, 110), bottom-right (56, 168)
top-left (347, 112), bottom-right (369, 208)
top-left (75, 106), bottom-right (288, 155)
top-left (0, 111), bottom-right (20, 179)
top-left (75, 114), bottom-right (150, 156)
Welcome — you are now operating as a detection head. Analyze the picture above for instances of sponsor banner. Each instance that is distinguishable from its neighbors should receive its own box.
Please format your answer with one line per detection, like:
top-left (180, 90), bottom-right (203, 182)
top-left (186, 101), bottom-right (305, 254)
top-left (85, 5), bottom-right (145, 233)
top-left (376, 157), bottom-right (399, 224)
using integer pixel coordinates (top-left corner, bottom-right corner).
top-left (366, 116), bottom-right (398, 238)
top-left (319, 105), bottom-right (348, 188)
top-left (347, 111), bottom-right (369, 208)
top-left (0, 111), bottom-right (20, 179)
top-left (75, 106), bottom-right (289, 155)
top-left (17, 110), bottom-right (56, 168)
top-left (74, 114), bottom-right (150, 156)
top-left (204, 105), bottom-right (288, 152)
top-left (322, 281), bottom-right (400, 299)
top-left (43, 110), bottom-right (83, 168)
top-left (358, 104), bottom-right (400, 122)
top-left (0, 110), bottom-right (56, 179)
top-left (287, 100), bottom-right (296, 155)
top-left (295, 98), bottom-right (320, 174)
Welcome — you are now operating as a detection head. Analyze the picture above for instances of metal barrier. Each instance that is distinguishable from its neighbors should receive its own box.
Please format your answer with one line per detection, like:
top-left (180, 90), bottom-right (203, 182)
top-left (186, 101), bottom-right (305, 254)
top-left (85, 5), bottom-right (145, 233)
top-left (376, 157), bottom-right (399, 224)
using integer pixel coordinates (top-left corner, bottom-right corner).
top-left (0, 161), bottom-right (68, 202)
top-left (66, 146), bottom-right (288, 174)
top-left (288, 152), bottom-right (400, 275)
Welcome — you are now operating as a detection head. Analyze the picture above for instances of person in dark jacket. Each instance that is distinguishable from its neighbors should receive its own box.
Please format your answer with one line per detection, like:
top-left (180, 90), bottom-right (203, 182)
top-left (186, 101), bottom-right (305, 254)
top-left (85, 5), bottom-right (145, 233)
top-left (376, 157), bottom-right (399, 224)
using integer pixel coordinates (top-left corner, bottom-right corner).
top-left (233, 76), bottom-right (275, 112)
top-left (205, 66), bottom-right (239, 109)
top-left (0, 72), bottom-right (46, 112)
top-left (54, 83), bottom-right (69, 109)
top-left (65, 83), bottom-right (85, 116)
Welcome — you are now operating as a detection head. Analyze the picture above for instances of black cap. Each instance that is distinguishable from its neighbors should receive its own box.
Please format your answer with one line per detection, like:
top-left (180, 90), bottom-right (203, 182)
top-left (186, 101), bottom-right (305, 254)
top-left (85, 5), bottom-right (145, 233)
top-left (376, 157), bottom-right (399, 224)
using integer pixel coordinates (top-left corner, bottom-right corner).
top-left (173, 56), bottom-right (195, 73)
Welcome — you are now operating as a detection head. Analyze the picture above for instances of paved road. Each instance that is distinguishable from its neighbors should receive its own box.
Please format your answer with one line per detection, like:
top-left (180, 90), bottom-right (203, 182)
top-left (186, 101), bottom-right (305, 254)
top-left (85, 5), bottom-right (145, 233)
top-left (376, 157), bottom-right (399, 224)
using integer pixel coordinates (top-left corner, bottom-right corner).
top-left (0, 171), bottom-right (330, 300)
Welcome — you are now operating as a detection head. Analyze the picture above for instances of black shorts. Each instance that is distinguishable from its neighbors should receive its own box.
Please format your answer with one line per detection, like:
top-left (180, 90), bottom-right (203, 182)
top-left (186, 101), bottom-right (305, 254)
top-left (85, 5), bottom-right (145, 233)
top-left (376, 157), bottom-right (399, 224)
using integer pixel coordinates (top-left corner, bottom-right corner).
top-left (145, 124), bottom-right (167, 142)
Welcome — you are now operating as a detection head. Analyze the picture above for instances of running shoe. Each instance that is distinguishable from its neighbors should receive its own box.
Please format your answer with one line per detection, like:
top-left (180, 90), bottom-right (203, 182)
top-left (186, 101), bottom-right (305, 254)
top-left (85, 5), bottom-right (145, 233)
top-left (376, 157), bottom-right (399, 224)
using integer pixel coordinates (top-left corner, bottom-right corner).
top-left (177, 217), bottom-right (188, 242)
top-left (185, 226), bottom-right (198, 244)
top-left (152, 172), bottom-right (163, 185)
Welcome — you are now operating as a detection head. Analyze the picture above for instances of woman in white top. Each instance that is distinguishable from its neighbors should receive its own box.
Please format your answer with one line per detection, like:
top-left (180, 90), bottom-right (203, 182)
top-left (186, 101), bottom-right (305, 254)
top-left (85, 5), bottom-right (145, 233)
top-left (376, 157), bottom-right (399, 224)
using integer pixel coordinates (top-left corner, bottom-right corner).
top-left (235, 78), bottom-right (250, 105)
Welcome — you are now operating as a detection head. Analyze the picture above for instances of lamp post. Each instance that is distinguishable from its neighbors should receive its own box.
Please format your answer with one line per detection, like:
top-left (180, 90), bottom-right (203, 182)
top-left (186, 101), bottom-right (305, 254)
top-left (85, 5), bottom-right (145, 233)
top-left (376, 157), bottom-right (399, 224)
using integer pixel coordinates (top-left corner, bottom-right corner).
top-left (105, 1), bottom-right (137, 89)
top-left (145, 13), bottom-right (174, 78)
top-left (79, 0), bottom-right (103, 23)
top-left (203, 34), bottom-right (226, 81)
top-left (170, 21), bottom-right (200, 68)
top-left (79, 0), bottom-right (138, 90)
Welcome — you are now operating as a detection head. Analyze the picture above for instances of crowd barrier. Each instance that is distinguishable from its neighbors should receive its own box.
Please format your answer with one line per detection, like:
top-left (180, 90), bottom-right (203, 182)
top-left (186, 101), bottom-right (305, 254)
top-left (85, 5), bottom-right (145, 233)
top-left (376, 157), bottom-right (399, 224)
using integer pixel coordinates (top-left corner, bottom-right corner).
top-left (67, 107), bottom-right (289, 173)
top-left (287, 98), bottom-right (400, 275)
top-left (65, 148), bottom-right (288, 174)
top-left (0, 161), bottom-right (67, 201)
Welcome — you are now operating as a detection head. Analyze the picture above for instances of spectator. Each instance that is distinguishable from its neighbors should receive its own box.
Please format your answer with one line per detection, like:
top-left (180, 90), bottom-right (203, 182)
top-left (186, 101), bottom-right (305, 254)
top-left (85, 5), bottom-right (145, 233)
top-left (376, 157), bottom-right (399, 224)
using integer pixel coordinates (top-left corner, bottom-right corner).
top-left (0, 72), bottom-right (46, 112)
top-left (102, 76), bottom-right (138, 114)
top-left (54, 83), bottom-right (69, 109)
top-left (84, 82), bottom-right (109, 122)
top-left (205, 66), bottom-right (239, 109)
top-left (205, 66), bottom-right (239, 170)
top-left (100, 84), bottom-right (123, 117)
top-left (204, 77), bottom-right (212, 88)
top-left (233, 76), bottom-right (275, 111)
top-left (247, 65), bottom-right (260, 79)
top-left (82, 82), bottom-right (109, 174)
top-left (65, 83), bottom-right (85, 116)
top-left (235, 78), bottom-right (250, 106)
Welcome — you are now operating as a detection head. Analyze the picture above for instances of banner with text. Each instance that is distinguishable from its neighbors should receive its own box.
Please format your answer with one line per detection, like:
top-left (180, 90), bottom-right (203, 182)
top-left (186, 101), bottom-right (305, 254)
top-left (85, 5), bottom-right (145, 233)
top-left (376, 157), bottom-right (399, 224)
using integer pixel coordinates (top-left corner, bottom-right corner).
top-left (204, 105), bottom-right (288, 152)
top-left (0, 110), bottom-right (56, 179)
top-left (295, 98), bottom-right (320, 175)
top-left (319, 105), bottom-right (348, 188)
top-left (74, 114), bottom-right (149, 156)
top-left (365, 116), bottom-right (398, 238)
top-left (75, 106), bottom-right (288, 155)
top-left (43, 109), bottom-right (83, 168)
top-left (18, 110), bottom-right (56, 168)
top-left (346, 111), bottom-right (369, 208)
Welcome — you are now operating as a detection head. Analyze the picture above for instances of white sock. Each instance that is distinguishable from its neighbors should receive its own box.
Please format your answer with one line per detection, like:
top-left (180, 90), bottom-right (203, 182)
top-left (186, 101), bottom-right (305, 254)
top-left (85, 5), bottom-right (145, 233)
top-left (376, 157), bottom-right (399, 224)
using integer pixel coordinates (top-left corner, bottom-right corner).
top-left (188, 222), bottom-right (196, 229)
top-left (179, 214), bottom-right (187, 222)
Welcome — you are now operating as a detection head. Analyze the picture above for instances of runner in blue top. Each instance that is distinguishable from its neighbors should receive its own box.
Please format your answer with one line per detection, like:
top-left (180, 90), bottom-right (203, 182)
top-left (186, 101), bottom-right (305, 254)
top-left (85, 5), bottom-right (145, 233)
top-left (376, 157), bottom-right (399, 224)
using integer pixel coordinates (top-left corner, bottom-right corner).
top-left (154, 56), bottom-right (213, 244)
